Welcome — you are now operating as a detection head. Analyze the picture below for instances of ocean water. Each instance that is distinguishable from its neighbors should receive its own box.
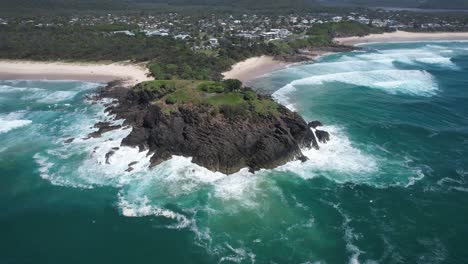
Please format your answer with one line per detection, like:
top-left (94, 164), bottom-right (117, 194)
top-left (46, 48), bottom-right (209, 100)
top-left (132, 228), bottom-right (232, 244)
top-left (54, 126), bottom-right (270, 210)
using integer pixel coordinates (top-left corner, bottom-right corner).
top-left (1, 41), bottom-right (468, 264)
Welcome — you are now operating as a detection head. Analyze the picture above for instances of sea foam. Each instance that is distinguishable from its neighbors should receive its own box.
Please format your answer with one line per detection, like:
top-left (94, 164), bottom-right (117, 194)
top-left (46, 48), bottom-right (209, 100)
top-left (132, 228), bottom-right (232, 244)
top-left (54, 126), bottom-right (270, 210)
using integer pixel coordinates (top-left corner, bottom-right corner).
top-left (0, 119), bottom-right (32, 134)
top-left (283, 69), bottom-right (437, 96)
top-left (276, 125), bottom-right (378, 183)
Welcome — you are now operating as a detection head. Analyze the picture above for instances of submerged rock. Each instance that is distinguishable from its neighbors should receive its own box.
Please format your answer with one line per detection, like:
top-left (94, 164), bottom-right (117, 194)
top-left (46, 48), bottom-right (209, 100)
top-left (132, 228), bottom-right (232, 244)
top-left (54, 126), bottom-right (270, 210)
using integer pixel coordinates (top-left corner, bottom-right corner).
top-left (96, 81), bottom-right (329, 174)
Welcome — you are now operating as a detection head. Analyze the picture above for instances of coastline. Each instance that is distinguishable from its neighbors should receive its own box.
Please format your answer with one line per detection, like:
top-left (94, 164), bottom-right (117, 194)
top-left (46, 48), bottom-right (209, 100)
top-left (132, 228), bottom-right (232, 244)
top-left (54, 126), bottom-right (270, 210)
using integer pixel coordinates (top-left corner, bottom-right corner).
top-left (0, 60), bottom-right (153, 87)
top-left (222, 49), bottom-right (351, 85)
top-left (222, 56), bottom-right (291, 85)
top-left (335, 30), bottom-right (468, 45)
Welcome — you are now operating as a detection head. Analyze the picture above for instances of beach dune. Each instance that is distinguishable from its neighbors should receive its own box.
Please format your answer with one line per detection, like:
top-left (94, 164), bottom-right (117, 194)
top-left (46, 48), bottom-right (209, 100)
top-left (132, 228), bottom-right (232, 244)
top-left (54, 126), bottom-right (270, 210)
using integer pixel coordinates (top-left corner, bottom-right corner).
top-left (0, 60), bottom-right (152, 86)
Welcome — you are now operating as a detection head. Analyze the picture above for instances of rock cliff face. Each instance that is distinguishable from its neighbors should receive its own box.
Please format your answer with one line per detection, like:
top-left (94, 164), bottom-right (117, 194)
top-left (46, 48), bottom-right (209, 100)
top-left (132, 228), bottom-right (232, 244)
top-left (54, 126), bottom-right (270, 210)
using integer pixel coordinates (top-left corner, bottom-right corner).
top-left (96, 81), bottom-right (328, 174)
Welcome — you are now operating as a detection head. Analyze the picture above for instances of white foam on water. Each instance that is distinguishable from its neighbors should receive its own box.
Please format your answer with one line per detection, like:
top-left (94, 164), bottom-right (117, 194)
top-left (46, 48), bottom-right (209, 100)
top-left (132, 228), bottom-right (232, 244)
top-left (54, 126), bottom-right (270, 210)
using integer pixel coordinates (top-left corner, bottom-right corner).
top-left (272, 46), bottom-right (454, 111)
top-left (0, 118), bottom-right (32, 134)
top-left (436, 169), bottom-right (467, 192)
top-left (37, 91), bottom-right (79, 103)
top-left (296, 59), bottom-right (396, 75)
top-left (0, 85), bottom-right (45, 93)
top-left (347, 48), bottom-right (458, 69)
top-left (413, 57), bottom-right (457, 68)
top-left (276, 126), bottom-right (378, 183)
top-left (276, 69), bottom-right (438, 98)
top-left (117, 193), bottom-right (191, 228)
top-left (219, 244), bottom-right (256, 264)
top-left (119, 155), bottom-right (261, 209)
top-left (404, 169), bottom-right (425, 188)
top-left (0, 80), bottom-right (102, 103)
top-left (331, 203), bottom-right (363, 264)
top-left (33, 153), bottom-right (92, 189)
top-left (272, 83), bottom-right (297, 111)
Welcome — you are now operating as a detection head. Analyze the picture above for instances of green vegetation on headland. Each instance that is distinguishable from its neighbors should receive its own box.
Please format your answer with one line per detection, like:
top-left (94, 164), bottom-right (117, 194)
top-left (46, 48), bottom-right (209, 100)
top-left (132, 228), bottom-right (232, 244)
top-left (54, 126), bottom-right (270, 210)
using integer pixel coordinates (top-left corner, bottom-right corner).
top-left (130, 79), bottom-right (279, 118)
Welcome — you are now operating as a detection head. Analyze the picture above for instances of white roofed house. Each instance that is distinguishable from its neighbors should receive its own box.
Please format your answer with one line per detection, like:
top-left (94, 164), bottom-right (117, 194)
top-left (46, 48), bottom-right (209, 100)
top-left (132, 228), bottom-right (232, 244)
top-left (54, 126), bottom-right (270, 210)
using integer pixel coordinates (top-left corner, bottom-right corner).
top-left (145, 29), bottom-right (170, 37)
top-left (111, 30), bottom-right (135, 36)
top-left (209, 38), bottom-right (219, 47)
top-left (261, 31), bottom-right (279, 42)
top-left (332, 16), bottom-right (343, 22)
top-left (270, 29), bottom-right (291, 39)
top-left (174, 34), bottom-right (191, 40)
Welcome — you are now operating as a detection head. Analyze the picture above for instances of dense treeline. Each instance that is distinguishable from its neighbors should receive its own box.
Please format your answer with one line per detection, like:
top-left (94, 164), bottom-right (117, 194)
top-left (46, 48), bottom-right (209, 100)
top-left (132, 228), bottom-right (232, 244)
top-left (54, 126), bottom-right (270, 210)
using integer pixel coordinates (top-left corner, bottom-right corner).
top-left (307, 21), bottom-right (387, 38)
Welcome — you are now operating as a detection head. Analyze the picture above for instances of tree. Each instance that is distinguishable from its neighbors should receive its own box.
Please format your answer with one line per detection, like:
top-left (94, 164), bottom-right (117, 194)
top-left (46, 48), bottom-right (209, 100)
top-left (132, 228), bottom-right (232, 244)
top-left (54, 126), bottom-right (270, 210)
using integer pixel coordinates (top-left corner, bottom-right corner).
top-left (223, 79), bottom-right (242, 92)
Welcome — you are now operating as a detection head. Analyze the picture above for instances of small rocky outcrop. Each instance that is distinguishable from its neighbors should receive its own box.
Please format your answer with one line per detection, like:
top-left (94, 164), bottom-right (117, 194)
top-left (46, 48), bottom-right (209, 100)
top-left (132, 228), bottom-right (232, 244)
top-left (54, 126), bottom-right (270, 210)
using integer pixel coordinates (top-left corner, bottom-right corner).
top-left (315, 130), bottom-right (330, 144)
top-left (308, 120), bottom-right (323, 128)
top-left (88, 122), bottom-right (122, 138)
top-left (95, 81), bottom-right (330, 174)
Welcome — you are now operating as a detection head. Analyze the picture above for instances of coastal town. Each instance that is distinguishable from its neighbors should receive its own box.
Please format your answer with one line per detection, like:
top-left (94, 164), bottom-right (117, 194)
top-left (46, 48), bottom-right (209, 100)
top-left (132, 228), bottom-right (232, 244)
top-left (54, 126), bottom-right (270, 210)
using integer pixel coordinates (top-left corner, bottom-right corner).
top-left (2, 8), bottom-right (468, 51)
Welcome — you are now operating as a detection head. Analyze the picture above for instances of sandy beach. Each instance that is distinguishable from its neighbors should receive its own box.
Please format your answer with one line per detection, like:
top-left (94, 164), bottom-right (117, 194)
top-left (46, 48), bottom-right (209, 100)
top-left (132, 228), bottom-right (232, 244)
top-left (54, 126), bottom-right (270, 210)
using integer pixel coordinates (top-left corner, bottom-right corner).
top-left (0, 60), bottom-right (153, 86)
top-left (222, 56), bottom-right (289, 85)
top-left (335, 30), bottom-right (468, 45)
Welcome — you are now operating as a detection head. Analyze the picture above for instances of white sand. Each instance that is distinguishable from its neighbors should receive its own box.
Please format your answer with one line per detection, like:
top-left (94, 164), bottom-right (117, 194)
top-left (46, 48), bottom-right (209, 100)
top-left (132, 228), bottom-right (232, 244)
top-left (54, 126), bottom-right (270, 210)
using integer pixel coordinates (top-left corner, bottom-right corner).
top-left (335, 30), bottom-right (468, 46)
top-left (0, 60), bottom-right (153, 86)
top-left (222, 56), bottom-right (289, 85)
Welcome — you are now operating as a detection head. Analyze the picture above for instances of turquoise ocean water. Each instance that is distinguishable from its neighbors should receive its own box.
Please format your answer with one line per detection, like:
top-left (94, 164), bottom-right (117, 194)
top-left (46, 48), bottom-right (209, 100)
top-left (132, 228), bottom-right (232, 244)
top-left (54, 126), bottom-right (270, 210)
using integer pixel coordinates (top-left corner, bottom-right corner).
top-left (1, 41), bottom-right (468, 263)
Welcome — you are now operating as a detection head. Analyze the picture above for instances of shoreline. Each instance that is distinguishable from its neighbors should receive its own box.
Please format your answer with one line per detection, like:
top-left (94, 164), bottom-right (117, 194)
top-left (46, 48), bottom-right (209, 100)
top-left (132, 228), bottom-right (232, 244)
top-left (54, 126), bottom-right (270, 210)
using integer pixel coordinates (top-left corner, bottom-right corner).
top-left (335, 30), bottom-right (468, 46)
top-left (222, 49), bottom-right (352, 85)
top-left (0, 60), bottom-right (153, 87)
top-left (222, 56), bottom-right (290, 85)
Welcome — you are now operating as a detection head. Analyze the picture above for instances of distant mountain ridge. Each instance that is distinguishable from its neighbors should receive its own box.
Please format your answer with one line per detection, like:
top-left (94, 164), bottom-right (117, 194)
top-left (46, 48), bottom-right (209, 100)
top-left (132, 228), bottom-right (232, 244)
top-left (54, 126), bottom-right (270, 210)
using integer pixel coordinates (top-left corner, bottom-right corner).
top-left (317, 0), bottom-right (468, 9)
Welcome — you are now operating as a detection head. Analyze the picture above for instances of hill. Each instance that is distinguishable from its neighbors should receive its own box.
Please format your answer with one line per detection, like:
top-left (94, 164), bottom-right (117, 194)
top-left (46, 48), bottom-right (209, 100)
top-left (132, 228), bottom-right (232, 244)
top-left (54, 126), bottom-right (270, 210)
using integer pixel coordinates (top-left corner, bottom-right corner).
top-left (94, 80), bottom-right (329, 174)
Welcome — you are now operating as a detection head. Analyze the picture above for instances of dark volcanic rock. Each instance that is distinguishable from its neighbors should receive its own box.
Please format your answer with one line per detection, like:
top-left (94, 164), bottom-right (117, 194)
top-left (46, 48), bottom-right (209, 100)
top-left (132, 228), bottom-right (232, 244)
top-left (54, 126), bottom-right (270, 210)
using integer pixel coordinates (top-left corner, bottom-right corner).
top-left (315, 130), bottom-right (330, 144)
top-left (308, 121), bottom-right (323, 129)
top-left (105, 150), bottom-right (116, 164)
top-left (88, 121), bottom-right (122, 138)
top-left (96, 83), bottom-right (324, 174)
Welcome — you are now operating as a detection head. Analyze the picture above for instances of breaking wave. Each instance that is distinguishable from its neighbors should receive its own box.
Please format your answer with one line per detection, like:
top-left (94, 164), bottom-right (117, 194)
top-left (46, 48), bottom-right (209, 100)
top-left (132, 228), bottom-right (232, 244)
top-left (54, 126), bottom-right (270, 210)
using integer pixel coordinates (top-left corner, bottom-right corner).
top-left (0, 111), bottom-right (33, 134)
top-left (271, 43), bottom-right (461, 111)
top-left (0, 118), bottom-right (32, 134)
top-left (277, 125), bottom-right (378, 181)
top-left (280, 69), bottom-right (437, 96)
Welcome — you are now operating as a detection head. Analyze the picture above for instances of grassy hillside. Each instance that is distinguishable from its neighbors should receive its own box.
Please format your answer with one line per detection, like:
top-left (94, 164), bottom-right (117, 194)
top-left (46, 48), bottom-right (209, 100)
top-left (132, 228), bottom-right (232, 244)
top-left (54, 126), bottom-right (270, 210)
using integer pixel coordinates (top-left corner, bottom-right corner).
top-left (132, 80), bottom-right (280, 117)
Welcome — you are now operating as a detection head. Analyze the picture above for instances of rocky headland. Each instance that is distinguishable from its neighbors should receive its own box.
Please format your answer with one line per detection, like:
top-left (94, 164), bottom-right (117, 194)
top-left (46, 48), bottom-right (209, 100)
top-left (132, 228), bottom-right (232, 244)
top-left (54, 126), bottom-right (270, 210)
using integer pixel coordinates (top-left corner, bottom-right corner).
top-left (93, 80), bottom-right (329, 174)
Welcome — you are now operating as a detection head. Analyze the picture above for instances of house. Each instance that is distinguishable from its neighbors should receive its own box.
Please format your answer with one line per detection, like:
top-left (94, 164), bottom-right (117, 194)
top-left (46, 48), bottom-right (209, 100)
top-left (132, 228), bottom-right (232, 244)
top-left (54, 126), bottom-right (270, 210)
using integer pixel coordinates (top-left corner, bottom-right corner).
top-left (145, 29), bottom-right (170, 37)
top-left (332, 16), bottom-right (343, 22)
top-left (111, 30), bottom-right (135, 36)
top-left (261, 31), bottom-right (279, 42)
top-left (270, 29), bottom-right (291, 39)
top-left (174, 34), bottom-right (191, 40)
top-left (209, 38), bottom-right (219, 46)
